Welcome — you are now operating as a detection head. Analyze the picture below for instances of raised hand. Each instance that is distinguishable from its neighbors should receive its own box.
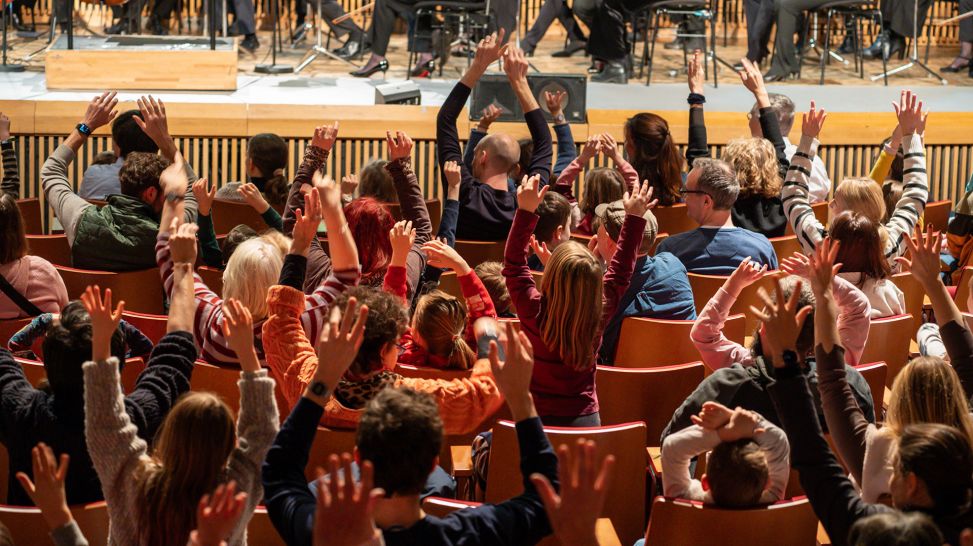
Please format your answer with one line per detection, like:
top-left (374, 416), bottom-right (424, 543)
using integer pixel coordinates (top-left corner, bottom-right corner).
top-left (133, 95), bottom-right (172, 152)
top-left (313, 454), bottom-right (383, 546)
top-left (725, 257), bottom-right (768, 297)
top-left (738, 58), bottom-right (769, 108)
top-left (291, 188), bottom-right (322, 256)
top-left (386, 130), bottom-right (413, 162)
top-left (801, 100), bottom-right (827, 139)
top-left (313, 298), bottom-right (369, 391)
top-left (896, 224), bottom-right (943, 289)
top-left (80, 285), bottom-right (124, 362)
top-left (488, 321), bottom-right (536, 421)
top-left (169, 221), bottom-right (199, 265)
top-left (600, 133), bottom-right (621, 162)
top-left (389, 220), bottom-right (416, 267)
top-left (238, 182), bottom-right (271, 214)
top-left (516, 174), bottom-right (548, 213)
top-left (477, 104), bottom-right (502, 132)
top-left (718, 408), bottom-right (765, 442)
top-left (779, 251), bottom-right (811, 279)
top-left (15, 443), bottom-right (72, 531)
top-left (422, 238), bottom-right (471, 275)
top-left (544, 90), bottom-right (567, 119)
top-left (750, 278), bottom-right (813, 366)
top-left (690, 401), bottom-right (733, 430)
top-left (893, 90), bottom-right (925, 136)
top-left (443, 160), bottom-right (462, 198)
top-left (577, 135), bottom-right (603, 164)
top-left (503, 46), bottom-right (530, 83)
top-left (0, 112), bottom-right (10, 141)
top-left (688, 50), bottom-right (705, 95)
top-left (806, 238), bottom-right (842, 295)
top-left (191, 481), bottom-right (248, 546)
top-left (530, 440), bottom-right (614, 546)
top-left (623, 179), bottom-right (657, 217)
top-left (221, 299), bottom-right (260, 373)
top-left (159, 151), bottom-right (188, 198)
top-left (340, 174), bottom-right (359, 198)
top-left (530, 235), bottom-right (553, 267)
top-left (472, 29), bottom-right (507, 70)
top-left (82, 91), bottom-right (119, 131)
top-left (192, 178), bottom-right (217, 216)
top-left (312, 122), bottom-right (340, 152)
top-left (313, 170), bottom-right (342, 211)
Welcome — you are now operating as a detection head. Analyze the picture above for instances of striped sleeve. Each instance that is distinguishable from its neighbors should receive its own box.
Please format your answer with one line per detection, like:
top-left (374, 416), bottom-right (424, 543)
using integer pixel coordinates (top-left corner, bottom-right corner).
top-left (782, 135), bottom-right (827, 254)
top-left (883, 133), bottom-right (928, 266)
top-left (300, 267), bottom-right (360, 345)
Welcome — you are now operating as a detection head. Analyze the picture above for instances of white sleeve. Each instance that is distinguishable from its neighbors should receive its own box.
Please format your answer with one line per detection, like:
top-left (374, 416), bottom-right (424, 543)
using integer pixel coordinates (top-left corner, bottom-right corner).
top-left (661, 424), bottom-right (721, 500)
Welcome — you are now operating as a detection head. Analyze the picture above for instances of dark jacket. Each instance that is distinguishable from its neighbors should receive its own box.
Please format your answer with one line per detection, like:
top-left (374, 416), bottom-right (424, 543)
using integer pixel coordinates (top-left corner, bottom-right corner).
top-left (72, 194), bottom-right (161, 271)
top-left (0, 332), bottom-right (195, 506)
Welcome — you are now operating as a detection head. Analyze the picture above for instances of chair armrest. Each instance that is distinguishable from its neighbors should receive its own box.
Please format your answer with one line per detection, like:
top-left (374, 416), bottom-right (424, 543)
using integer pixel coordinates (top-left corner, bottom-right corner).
top-left (451, 445), bottom-right (473, 478)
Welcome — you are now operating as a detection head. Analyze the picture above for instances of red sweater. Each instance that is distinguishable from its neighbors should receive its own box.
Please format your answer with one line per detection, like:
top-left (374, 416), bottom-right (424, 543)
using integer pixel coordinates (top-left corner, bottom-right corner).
top-left (503, 208), bottom-right (645, 418)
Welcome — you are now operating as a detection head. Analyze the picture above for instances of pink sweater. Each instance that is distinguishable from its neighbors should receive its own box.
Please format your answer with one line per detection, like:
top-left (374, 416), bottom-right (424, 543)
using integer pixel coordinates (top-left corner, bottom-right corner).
top-left (0, 256), bottom-right (69, 319)
top-left (690, 276), bottom-right (871, 370)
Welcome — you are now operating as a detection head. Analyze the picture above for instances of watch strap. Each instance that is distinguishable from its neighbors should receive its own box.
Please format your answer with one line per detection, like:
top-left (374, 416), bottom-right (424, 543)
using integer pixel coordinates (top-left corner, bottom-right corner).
top-left (76, 123), bottom-right (93, 137)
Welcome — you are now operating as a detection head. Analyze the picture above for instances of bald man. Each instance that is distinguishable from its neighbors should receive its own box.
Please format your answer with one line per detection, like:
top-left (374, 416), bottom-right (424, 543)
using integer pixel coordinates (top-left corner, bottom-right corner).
top-left (436, 36), bottom-right (553, 241)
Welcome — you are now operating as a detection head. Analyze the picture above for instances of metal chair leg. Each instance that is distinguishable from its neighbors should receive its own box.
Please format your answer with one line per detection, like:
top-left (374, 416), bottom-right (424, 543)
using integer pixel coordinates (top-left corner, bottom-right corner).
top-left (647, 9), bottom-right (660, 86)
top-left (819, 9), bottom-right (833, 85)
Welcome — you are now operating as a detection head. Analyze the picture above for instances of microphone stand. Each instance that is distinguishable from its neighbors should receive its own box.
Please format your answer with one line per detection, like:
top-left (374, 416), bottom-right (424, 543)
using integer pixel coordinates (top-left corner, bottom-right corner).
top-left (255, 0), bottom-right (294, 73)
top-left (1, 1), bottom-right (25, 71)
top-left (870, 0), bottom-right (947, 84)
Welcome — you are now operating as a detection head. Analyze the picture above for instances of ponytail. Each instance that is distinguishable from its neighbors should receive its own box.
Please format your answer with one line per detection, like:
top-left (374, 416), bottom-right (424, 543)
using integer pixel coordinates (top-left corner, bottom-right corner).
top-left (414, 291), bottom-right (475, 370)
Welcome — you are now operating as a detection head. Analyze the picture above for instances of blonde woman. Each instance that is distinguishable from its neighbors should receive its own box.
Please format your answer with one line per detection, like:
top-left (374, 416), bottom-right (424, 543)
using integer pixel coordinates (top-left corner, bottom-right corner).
top-left (813, 231), bottom-right (973, 503)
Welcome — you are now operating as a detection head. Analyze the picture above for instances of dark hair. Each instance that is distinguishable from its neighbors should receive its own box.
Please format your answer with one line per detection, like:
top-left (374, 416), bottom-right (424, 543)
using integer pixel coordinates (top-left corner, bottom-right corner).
top-left (112, 110), bottom-right (159, 158)
top-left (0, 194), bottom-right (28, 264)
top-left (848, 512), bottom-right (944, 546)
top-left (831, 211), bottom-right (891, 288)
top-left (357, 387), bottom-right (443, 496)
top-left (706, 439), bottom-right (769, 507)
top-left (359, 159), bottom-right (397, 203)
top-left (896, 423), bottom-right (973, 512)
top-left (534, 192), bottom-right (571, 244)
top-left (515, 138), bottom-right (534, 180)
top-left (248, 133), bottom-right (289, 208)
top-left (42, 300), bottom-right (126, 397)
top-left (474, 261), bottom-right (513, 317)
top-left (882, 179), bottom-right (904, 225)
top-left (221, 224), bottom-right (259, 266)
top-left (624, 113), bottom-right (683, 206)
top-left (335, 286), bottom-right (407, 377)
top-left (119, 152), bottom-right (169, 199)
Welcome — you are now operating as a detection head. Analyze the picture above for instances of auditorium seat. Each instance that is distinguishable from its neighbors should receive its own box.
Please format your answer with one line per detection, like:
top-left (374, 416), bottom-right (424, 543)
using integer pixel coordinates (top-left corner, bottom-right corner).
top-left (191, 361), bottom-right (244, 414)
top-left (923, 199), bottom-right (951, 232)
top-left (0, 502), bottom-right (110, 545)
top-left (769, 235), bottom-right (801, 263)
top-left (0, 317), bottom-right (32, 348)
top-left (453, 240), bottom-right (506, 269)
top-left (613, 315), bottom-right (745, 368)
top-left (955, 267), bottom-right (973, 313)
top-left (435, 271), bottom-right (464, 300)
top-left (16, 356), bottom-right (145, 394)
top-left (197, 265), bottom-right (225, 297)
top-left (859, 314), bottom-right (914, 385)
top-left (211, 198), bottom-right (270, 234)
top-left (248, 507), bottom-right (286, 546)
top-left (485, 420), bottom-right (647, 545)
top-left (854, 361), bottom-right (888, 413)
top-left (652, 204), bottom-right (697, 236)
top-left (15, 198), bottom-right (43, 235)
top-left (384, 198), bottom-right (443, 235)
top-left (890, 272), bottom-right (925, 331)
top-left (26, 234), bottom-right (72, 267)
top-left (121, 311), bottom-right (168, 345)
top-left (56, 266), bottom-right (165, 315)
top-left (643, 496), bottom-right (817, 545)
top-left (305, 427), bottom-right (358, 481)
top-left (688, 271), bottom-right (782, 333)
top-left (596, 363), bottom-right (705, 445)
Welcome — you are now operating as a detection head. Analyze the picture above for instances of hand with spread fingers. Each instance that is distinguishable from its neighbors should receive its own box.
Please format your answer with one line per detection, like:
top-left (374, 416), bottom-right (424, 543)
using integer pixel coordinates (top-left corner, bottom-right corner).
top-left (530, 235), bottom-right (553, 267)
top-left (477, 104), bottom-right (503, 132)
top-left (15, 443), bottom-right (72, 531)
top-left (313, 454), bottom-right (384, 546)
top-left (238, 182), bottom-right (271, 214)
top-left (422, 238), bottom-right (471, 275)
top-left (896, 224), bottom-right (943, 290)
top-left (312, 122), bottom-right (340, 152)
top-left (516, 174), bottom-right (548, 213)
top-left (801, 100), bottom-right (827, 140)
top-left (623, 179), bottom-right (657, 217)
top-left (221, 299), bottom-right (261, 373)
top-left (386, 130), bottom-right (414, 162)
top-left (190, 481), bottom-right (249, 546)
top-left (725, 257), bottom-right (768, 297)
top-left (312, 298), bottom-right (369, 392)
top-left (893, 89), bottom-right (925, 136)
top-left (750, 278), bottom-right (813, 367)
top-left (80, 285), bottom-right (125, 362)
top-left (193, 178), bottom-right (217, 217)
top-left (82, 91), bottom-right (119, 131)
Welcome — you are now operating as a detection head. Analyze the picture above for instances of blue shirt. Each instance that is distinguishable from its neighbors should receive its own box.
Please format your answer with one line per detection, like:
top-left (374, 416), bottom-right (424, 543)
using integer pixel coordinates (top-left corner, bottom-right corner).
top-left (599, 253), bottom-right (697, 363)
top-left (657, 227), bottom-right (778, 275)
top-left (79, 158), bottom-right (123, 200)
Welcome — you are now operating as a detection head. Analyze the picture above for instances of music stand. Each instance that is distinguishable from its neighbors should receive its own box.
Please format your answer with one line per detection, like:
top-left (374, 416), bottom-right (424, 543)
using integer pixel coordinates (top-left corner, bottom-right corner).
top-left (870, 0), bottom-right (947, 84)
top-left (1, 1), bottom-right (26, 71)
top-left (255, 0), bottom-right (294, 73)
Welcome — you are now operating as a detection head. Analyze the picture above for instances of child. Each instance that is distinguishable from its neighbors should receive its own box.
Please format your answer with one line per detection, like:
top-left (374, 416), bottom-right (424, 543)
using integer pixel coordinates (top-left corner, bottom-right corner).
top-left (662, 401), bottom-right (789, 506)
top-left (474, 261), bottom-right (514, 318)
top-left (528, 191), bottom-right (572, 271)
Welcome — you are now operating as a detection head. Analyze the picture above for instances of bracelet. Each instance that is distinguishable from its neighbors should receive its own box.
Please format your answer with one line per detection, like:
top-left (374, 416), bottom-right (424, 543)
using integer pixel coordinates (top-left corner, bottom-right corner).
top-left (687, 93), bottom-right (706, 105)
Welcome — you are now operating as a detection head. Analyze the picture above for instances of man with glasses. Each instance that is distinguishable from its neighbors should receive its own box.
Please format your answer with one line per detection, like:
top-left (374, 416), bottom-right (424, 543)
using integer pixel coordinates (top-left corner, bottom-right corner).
top-left (655, 159), bottom-right (778, 275)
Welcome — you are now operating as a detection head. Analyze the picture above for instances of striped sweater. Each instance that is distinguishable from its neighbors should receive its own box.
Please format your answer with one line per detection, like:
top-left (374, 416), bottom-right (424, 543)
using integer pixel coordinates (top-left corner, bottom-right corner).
top-left (1, 140), bottom-right (19, 199)
top-left (155, 232), bottom-right (359, 366)
top-left (782, 133), bottom-right (927, 269)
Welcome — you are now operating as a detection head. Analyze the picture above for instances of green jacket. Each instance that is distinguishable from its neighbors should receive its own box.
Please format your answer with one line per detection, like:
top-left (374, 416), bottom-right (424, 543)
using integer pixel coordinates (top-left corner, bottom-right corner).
top-left (72, 194), bottom-right (161, 271)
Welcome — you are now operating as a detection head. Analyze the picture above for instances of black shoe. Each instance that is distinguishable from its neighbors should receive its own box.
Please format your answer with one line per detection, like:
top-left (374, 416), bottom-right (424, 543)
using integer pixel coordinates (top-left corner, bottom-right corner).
top-left (552, 40), bottom-right (586, 57)
top-left (763, 69), bottom-right (798, 82)
top-left (350, 59), bottom-right (389, 78)
top-left (105, 21), bottom-right (126, 34)
top-left (291, 24), bottom-right (309, 43)
top-left (333, 38), bottom-right (365, 59)
top-left (886, 33), bottom-right (905, 60)
top-left (410, 58), bottom-right (435, 78)
top-left (943, 56), bottom-right (971, 72)
top-left (590, 62), bottom-right (628, 83)
top-left (837, 34), bottom-right (855, 54)
top-left (240, 35), bottom-right (259, 53)
top-left (862, 30), bottom-right (887, 60)
top-left (587, 60), bottom-right (604, 74)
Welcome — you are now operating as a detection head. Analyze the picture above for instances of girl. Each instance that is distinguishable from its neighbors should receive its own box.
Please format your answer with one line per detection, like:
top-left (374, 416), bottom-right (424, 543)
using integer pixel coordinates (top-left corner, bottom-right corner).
top-left (217, 133), bottom-right (289, 210)
top-left (0, 194), bottom-right (68, 319)
top-left (624, 113), bottom-right (683, 207)
top-left (552, 133), bottom-right (636, 235)
top-left (504, 175), bottom-right (653, 426)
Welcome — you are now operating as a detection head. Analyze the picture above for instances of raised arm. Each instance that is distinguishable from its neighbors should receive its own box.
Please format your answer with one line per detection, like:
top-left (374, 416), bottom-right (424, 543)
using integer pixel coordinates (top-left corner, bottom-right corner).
top-left (15, 443), bottom-right (89, 546)
top-left (685, 52), bottom-right (711, 168)
top-left (505, 46), bottom-right (553, 185)
top-left (465, 105), bottom-right (500, 172)
top-left (437, 161), bottom-right (463, 247)
top-left (552, 136), bottom-right (601, 202)
top-left (661, 419), bottom-right (723, 500)
top-left (386, 131), bottom-right (431, 298)
top-left (133, 96), bottom-right (199, 223)
top-left (740, 59), bottom-right (790, 180)
top-left (238, 182), bottom-right (285, 231)
top-left (782, 102), bottom-right (828, 255)
top-left (0, 113), bottom-right (20, 199)
top-left (690, 259), bottom-right (767, 370)
top-left (383, 220), bottom-right (415, 304)
top-left (884, 91), bottom-right (929, 260)
top-left (503, 176), bottom-right (546, 320)
top-left (602, 181), bottom-right (652, 324)
top-left (546, 91), bottom-right (578, 178)
top-left (192, 178), bottom-right (223, 268)
top-left (869, 126), bottom-right (902, 184)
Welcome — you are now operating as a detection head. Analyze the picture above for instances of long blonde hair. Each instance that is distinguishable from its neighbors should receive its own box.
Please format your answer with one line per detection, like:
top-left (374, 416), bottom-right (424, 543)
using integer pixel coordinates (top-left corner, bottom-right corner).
top-left (722, 138), bottom-right (781, 199)
top-left (539, 242), bottom-right (603, 370)
top-left (579, 168), bottom-right (625, 216)
top-left (413, 290), bottom-right (476, 370)
top-left (834, 178), bottom-right (886, 226)
top-left (886, 356), bottom-right (973, 446)
top-left (136, 392), bottom-right (237, 546)
top-left (222, 237), bottom-right (284, 321)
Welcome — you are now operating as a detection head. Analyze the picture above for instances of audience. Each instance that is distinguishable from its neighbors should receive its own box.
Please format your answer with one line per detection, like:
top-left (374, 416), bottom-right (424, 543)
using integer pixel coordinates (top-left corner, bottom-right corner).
top-left (0, 194), bottom-right (68, 319)
top-left (623, 113), bottom-right (683, 207)
top-left (216, 133), bottom-right (289, 210)
top-left (192, 176), bottom-right (284, 269)
top-left (528, 192), bottom-right (573, 271)
top-left (1, 112), bottom-right (20, 199)
top-left (357, 158), bottom-right (396, 203)
top-left (78, 108), bottom-right (159, 200)
top-left (474, 261), bottom-right (515, 318)
top-left (436, 35), bottom-right (552, 241)
top-left (41, 94), bottom-right (199, 271)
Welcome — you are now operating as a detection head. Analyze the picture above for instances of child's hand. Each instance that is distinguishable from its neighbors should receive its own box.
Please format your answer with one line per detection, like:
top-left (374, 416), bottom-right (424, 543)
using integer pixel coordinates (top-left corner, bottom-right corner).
top-left (238, 183), bottom-right (270, 214)
top-left (516, 174), bottom-right (548, 213)
top-left (801, 100), bottom-right (827, 139)
top-left (690, 401), bottom-right (732, 430)
top-left (725, 257), bottom-right (767, 297)
top-left (15, 443), bottom-right (72, 531)
top-left (530, 236), bottom-right (553, 267)
top-left (192, 178), bottom-right (216, 217)
top-left (718, 408), bottom-right (765, 442)
top-left (388, 220), bottom-right (416, 267)
top-left (422, 238), bottom-right (471, 275)
top-left (80, 285), bottom-right (124, 362)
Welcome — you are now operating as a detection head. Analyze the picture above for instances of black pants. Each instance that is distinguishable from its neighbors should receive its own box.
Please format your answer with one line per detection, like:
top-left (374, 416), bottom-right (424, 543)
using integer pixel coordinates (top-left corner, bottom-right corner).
top-left (962, 0), bottom-right (973, 42)
top-left (744, 0), bottom-right (776, 61)
top-left (881, 0), bottom-right (934, 38)
top-left (573, 0), bottom-right (629, 62)
top-left (523, 0), bottom-right (586, 50)
top-left (151, 0), bottom-right (177, 22)
top-left (769, 0), bottom-right (829, 74)
top-left (294, 0), bottom-right (364, 39)
top-left (369, 0), bottom-right (432, 56)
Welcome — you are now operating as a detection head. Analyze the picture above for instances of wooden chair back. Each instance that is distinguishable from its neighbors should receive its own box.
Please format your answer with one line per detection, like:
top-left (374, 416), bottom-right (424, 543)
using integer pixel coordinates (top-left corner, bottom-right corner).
top-left (434, 270), bottom-right (464, 300)
top-left (955, 267), bottom-right (973, 313)
top-left (688, 271), bottom-right (780, 333)
top-left (890, 272), bottom-right (925, 331)
top-left (785, 201), bottom-right (830, 235)
top-left (652, 204), bottom-right (697, 236)
top-left (190, 361), bottom-right (244, 414)
top-left (596, 363), bottom-right (705, 445)
top-left (769, 235), bottom-right (801, 262)
top-left (649, 232), bottom-right (669, 256)
top-left (394, 363), bottom-right (473, 381)
top-left (854, 361), bottom-right (888, 413)
top-left (16, 356), bottom-right (144, 394)
top-left (486, 420), bottom-right (647, 545)
top-left (26, 234), bottom-right (72, 266)
top-left (211, 198), bottom-right (270, 234)
top-left (121, 311), bottom-right (168, 345)
top-left (56, 266), bottom-right (165, 315)
top-left (0, 318), bottom-right (31, 348)
top-left (613, 315), bottom-right (745, 368)
top-left (0, 502), bottom-right (110, 545)
top-left (644, 497), bottom-right (817, 546)
top-left (248, 507), bottom-right (286, 546)
top-left (383, 198), bottom-right (442, 235)
top-left (197, 265), bottom-right (225, 297)
top-left (859, 314), bottom-right (915, 385)
top-left (924, 199), bottom-right (951, 231)
top-left (453, 240), bottom-right (506, 269)
top-left (306, 427), bottom-right (358, 480)
top-left (15, 198), bottom-right (44, 234)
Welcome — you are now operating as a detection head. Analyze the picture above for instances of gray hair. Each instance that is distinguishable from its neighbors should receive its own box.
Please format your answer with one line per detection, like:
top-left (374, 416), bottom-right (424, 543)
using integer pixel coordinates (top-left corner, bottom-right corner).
top-left (750, 93), bottom-right (796, 135)
top-left (694, 158), bottom-right (739, 209)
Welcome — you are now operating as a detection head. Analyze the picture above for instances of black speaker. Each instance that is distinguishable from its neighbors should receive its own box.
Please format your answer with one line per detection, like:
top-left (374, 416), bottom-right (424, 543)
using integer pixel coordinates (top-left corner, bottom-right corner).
top-left (469, 73), bottom-right (587, 123)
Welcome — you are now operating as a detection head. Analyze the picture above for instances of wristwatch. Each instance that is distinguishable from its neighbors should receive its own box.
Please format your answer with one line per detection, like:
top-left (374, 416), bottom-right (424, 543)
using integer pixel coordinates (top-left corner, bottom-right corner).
top-left (76, 123), bottom-right (93, 137)
top-left (553, 113), bottom-right (567, 125)
top-left (309, 380), bottom-right (328, 396)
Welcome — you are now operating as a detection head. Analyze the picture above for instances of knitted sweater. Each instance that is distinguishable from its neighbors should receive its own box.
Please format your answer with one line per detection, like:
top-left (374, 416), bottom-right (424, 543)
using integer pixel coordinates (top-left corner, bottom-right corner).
top-left (84, 351), bottom-right (279, 546)
top-left (261, 285), bottom-right (503, 434)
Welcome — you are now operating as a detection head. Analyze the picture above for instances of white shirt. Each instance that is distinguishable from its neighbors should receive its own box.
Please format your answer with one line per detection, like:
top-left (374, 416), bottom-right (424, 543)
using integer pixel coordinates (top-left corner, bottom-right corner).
top-left (784, 137), bottom-right (831, 203)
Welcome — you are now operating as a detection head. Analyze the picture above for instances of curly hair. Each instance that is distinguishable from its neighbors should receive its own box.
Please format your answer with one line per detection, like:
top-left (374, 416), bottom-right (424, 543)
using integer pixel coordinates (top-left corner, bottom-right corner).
top-left (722, 137), bottom-right (781, 199)
top-left (335, 286), bottom-right (408, 377)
